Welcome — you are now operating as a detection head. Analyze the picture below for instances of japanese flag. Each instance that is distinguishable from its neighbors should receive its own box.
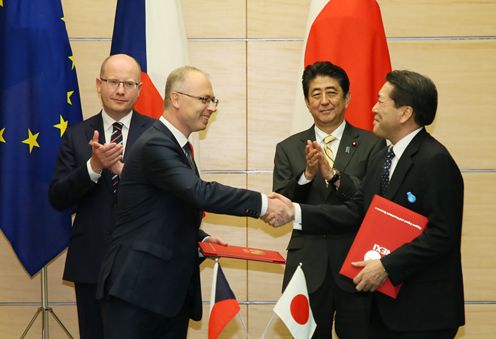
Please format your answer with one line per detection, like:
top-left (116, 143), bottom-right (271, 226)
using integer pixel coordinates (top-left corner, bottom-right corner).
top-left (274, 265), bottom-right (316, 339)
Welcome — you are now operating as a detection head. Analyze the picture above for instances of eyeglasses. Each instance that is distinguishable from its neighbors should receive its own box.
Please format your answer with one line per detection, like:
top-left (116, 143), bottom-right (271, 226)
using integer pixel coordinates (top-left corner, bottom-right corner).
top-left (100, 78), bottom-right (141, 90)
top-left (176, 91), bottom-right (219, 108)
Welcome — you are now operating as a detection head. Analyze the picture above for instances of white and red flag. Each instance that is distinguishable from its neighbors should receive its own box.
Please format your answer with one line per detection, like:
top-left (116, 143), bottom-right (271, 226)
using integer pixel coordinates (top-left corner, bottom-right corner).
top-left (110, 0), bottom-right (188, 118)
top-left (274, 265), bottom-right (316, 339)
top-left (209, 261), bottom-right (241, 339)
top-left (293, 0), bottom-right (391, 132)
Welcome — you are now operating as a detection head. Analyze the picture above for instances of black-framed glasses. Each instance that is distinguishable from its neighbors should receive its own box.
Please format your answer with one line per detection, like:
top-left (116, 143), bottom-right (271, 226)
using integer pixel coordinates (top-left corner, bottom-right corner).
top-left (176, 91), bottom-right (219, 108)
top-left (100, 78), bottom-right (141, 90)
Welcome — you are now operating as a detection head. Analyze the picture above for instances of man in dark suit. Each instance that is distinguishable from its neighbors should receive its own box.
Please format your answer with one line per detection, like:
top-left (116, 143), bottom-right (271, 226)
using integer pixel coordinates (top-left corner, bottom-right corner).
top-left (96, 65), bottom-right (287, 338)
top-left (49, 54), bottom-right (155, 339)
top-left (273, 61), bottom-right (385, 338)
top-left (269, 70), bottom-right (465, 338)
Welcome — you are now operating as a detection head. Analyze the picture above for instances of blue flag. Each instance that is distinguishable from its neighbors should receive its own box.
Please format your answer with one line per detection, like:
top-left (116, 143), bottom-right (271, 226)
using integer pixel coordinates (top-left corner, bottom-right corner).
top-left (0, 0), bottom-right (83, 275)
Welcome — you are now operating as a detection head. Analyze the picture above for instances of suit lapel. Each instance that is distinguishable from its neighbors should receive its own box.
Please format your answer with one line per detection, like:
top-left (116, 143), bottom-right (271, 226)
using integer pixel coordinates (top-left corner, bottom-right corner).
top-left (154, 121), bottom-right (199, 175)
top-left (383, 129), bottom-right (426, 200)
top-left (334, 123), bottom-right (359, 171)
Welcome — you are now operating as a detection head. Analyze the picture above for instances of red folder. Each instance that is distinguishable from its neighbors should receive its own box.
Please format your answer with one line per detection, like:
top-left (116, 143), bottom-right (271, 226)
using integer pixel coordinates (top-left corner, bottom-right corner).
top-left (340, 194), bottom-right (428, 298)
top-left (199, 242), bottom-right (286, 264)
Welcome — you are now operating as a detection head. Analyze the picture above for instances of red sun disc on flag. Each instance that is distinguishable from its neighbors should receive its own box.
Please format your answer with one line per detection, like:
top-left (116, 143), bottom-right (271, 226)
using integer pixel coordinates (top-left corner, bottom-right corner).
top-left (290, 294), bottom-right (310, 324)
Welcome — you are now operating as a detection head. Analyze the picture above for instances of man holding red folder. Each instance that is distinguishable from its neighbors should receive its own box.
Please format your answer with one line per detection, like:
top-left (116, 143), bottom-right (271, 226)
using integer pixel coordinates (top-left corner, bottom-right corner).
top-left (268, 70), bottom-right (465, 338)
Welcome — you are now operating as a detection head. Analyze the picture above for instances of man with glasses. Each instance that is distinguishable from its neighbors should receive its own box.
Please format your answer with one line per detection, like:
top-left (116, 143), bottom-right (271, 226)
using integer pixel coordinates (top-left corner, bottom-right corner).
top-left (96, 65), bottom-right (287, 338)
top-left (49, 54), bottom-right (155, 339)
top-left (272, 61), bottom-right (385, 338)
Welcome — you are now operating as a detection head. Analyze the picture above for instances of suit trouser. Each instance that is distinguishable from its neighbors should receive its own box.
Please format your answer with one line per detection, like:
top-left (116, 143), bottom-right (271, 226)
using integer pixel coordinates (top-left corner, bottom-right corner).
top-left (75, 282), bottom-right (103, 339)
top-left (101, 295), bottom-right (190, 339)
top-left (369, 298), bottom-right (458, 339)
top-left (309, 266), bottom-right (372, 339)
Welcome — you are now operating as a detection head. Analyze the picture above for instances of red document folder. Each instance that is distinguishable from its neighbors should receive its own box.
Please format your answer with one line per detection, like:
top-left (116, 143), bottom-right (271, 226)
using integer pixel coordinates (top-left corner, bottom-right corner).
top-left (340, 194), bottom-right (428, 298)
top-left (199, 242), bottom-right (286, 264)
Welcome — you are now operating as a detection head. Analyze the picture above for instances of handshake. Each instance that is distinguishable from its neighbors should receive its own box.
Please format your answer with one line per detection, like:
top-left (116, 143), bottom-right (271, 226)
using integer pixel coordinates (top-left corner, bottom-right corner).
top-left (262, 193), bottom-right (296, 227)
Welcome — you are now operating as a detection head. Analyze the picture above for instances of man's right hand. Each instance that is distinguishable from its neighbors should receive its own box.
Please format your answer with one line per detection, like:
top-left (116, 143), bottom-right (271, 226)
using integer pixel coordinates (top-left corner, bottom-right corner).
top-left (88, 130), bottom-right (123, 173)
top-left (262, 192), bottom-right (295, 227)
top-left (304, 140), bottom-right (320, 180)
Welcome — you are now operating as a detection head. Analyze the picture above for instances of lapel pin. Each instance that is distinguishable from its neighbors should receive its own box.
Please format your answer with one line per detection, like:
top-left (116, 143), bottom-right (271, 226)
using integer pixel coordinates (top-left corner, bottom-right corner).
top-left (345, 146), bottom-right (350, 153)
top-left (406, 192), bottom-right (416, 203)
top-left (352, 141), bottom-right (357, 147)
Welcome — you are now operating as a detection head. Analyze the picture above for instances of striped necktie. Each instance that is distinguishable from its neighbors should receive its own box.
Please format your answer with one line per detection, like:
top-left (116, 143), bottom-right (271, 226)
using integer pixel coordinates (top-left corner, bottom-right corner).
top-left (111, 122), bottom-right (123, 193)
top-left (323, 135), bottom-right (336, 168)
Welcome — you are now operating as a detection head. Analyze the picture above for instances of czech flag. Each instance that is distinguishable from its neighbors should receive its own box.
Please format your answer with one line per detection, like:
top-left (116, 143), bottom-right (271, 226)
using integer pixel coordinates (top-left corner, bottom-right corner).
top-left (110, 0), bottom-right (188, 118)
top-left (209, 261), bottom-right (241, 339)
top-left (292, 0), bottom-right (391, 132)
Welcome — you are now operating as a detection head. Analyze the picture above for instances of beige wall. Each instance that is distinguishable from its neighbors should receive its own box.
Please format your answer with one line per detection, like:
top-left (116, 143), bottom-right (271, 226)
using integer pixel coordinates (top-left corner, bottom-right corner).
top-left (1, 0), bottom-right (495, 337)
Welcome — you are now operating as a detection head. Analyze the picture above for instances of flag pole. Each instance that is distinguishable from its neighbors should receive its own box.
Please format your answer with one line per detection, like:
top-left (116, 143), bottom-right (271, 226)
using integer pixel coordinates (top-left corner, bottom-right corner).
top-left (236, 311), bottom-right (250, 339)
top-left (260, 313), bottom-right (276, 339)
top-left (20, 266), bottom-right (74, 339)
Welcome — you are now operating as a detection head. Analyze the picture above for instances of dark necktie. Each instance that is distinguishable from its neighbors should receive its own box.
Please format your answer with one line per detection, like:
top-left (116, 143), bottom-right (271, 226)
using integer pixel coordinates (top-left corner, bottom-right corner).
top-left (111, 122), bottom-right (123, 193)
top-left (380, 147), bottom-right (395, 194)
top-left (183, 142), bottom-right (196, 171)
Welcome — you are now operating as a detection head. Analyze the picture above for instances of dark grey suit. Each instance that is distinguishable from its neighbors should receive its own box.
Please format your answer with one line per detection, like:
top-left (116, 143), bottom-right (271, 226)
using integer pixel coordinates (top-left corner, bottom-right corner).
top-left (49, 111), bottom-right (154, 339)
top-left (273, 122), bottom-right (385, 338)
top-left (97, 120), bottom-right (262, 338)
top-left (301, 128), bottom-right (465, 336)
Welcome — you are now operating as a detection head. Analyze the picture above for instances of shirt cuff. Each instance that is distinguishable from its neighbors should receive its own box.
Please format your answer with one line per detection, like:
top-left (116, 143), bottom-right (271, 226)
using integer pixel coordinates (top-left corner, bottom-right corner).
top-left (298, 172), bottom-right (312, 185)
top-left (260, 193), bottom-right (268, 216)
top-left (86, 159), bottom-right (101, 183)
top-left (292, 203), bottom-right (302, 230)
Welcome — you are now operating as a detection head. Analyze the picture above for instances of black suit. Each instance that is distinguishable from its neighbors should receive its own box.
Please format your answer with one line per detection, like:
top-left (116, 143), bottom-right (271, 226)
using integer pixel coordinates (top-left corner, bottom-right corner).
top-left (301, 128), bottom-right (465, 337)
top-left (49, 111), bottom-right (154, 339)
top-left (96, 120), bottom-right (261, 338)
top-left (273, 122), bottom-right (385, 338)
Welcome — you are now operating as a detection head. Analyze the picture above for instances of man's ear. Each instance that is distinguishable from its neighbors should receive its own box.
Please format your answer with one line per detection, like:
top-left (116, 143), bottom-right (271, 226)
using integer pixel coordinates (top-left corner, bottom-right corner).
top-left (400, 105), bottom-right (414, 123)
top-left (170, 92), bottom-right (180, 109)
top-left (344, 91), bottom-right (351, 108)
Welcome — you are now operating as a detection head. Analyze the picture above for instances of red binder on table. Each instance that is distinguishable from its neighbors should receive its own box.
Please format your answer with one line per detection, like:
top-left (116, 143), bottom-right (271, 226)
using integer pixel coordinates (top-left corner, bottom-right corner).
top-left (199, 242), bottom-right (286, 264)
top-left (340, 194), bottom-right (428, 298)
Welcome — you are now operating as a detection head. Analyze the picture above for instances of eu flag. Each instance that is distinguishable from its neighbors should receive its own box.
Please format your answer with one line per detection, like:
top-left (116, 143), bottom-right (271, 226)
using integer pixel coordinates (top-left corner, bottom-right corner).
top-left (0, 0), bottom-right (83, 275)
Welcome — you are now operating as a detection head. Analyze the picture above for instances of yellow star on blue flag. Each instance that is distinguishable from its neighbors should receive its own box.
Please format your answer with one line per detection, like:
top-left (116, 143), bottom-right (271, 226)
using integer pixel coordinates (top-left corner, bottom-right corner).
top-left (21, 129), bottom-right (40, 153)
top-left (53, 115), bottom-right (68, 137)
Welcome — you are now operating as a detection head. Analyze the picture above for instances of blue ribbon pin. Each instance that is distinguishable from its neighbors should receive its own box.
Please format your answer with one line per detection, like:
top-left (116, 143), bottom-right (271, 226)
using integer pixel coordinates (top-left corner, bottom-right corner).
top-left (406, 192), bottom-right (416, 203)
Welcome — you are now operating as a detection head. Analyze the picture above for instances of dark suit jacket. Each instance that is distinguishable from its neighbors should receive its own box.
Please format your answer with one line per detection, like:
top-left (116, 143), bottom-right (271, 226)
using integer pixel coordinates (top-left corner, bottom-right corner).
top-left (301, 128), bottom-right (465, 331)
top-left (96, 120), bottom-right (262, 321)
top-left (49, 111), bottom-right (154, 283)
top-left (273, 122), bottom-right (385, 293)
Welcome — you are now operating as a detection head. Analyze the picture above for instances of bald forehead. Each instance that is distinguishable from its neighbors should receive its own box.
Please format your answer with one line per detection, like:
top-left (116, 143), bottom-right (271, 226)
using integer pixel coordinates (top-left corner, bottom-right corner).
top-left (100, 54), bottom-right (141, 77)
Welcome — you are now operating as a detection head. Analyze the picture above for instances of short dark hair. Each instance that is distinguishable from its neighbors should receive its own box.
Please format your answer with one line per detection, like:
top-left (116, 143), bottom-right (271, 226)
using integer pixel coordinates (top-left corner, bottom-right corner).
top-left (385, 70), bottom-right (438, 126)
top-left (302, 61), bottom-right (350, 99)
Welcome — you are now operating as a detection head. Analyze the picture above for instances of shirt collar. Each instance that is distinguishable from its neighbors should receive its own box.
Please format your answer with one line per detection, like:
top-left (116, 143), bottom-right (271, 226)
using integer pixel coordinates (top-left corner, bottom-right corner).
top-left (391, 127), bottom-right (423, 160)
top-left (101, 110), bottom-right (133, 131)
top-left (314, 120), bottom-right (346, 144)
top-left (159, 116), bottom-right (189, 148)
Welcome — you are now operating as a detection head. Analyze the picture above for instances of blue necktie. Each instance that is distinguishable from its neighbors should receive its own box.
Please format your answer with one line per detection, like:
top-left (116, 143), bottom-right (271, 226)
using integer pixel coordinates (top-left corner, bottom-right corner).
top-left (381, 147), bottom-right (395, 194)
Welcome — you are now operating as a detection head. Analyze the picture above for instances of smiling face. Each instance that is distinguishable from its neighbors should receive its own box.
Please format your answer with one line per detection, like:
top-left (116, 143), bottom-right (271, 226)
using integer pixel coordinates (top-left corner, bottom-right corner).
top-left (96, 54), bottom-right (142, 120)
top-left (305, 75), bottom-right (350, 133)
top-left (372, 81), bottom-right (404, 144)
top-left (172, 70), bottom-right (217, 136)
